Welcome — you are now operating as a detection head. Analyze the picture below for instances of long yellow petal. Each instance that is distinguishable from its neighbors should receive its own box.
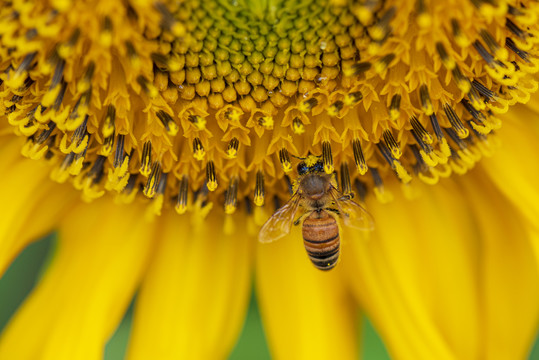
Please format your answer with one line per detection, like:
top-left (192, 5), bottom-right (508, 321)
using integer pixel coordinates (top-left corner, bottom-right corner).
top-left (460, 169), bottom-right (539, 360)
top-left (127, 211), bottom-right (253, 359)
top-left (0, 136), bottom-right (75, 274)
top-left (256, 224), bottom-right (359, 360)
top-left (481, 104), bottom-right (539, 230)
top-left (0, 198), bottom-right (155, 360)
top-left (343, 181), bottom-right (479, 360)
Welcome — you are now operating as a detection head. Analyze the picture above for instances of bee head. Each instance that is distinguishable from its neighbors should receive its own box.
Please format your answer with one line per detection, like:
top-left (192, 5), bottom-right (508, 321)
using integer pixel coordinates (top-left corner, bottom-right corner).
top-left (297, 154), bottom-right (324, 175)
top-left (297, 162), bottom-right (309, 175)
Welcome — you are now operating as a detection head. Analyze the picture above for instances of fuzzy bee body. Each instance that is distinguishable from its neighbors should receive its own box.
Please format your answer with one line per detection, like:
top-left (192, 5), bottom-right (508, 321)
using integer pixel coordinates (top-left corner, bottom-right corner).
top-left (258, 155), bottom-right (374, 271)
top-left (302, 210), bottom-right (340, 271)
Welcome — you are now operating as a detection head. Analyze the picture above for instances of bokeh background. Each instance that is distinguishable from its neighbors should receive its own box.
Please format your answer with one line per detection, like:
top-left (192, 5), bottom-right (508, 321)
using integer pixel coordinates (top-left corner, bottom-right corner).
top-left (1, 234), bottom-right (538, 359)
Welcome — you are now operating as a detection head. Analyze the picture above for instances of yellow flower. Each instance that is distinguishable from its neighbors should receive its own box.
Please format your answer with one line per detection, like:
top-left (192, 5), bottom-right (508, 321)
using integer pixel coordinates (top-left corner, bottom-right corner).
top-left (1, 0), bottom-right (539, 359)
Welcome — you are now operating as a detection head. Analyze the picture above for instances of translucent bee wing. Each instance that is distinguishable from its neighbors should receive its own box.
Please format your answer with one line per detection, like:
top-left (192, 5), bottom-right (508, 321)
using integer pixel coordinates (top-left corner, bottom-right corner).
top-left (258, 194), bottom-right (301, 243)
top-left (329, 187), bottom-right (375, 231)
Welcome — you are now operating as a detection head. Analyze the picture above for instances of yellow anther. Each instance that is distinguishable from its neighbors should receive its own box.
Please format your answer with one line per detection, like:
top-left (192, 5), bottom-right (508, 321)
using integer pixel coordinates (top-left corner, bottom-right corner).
top-left (226, 138), bottom-right (239, 159)
top-left (41, 85), bottom-right (61, 108)
top-left (344, 91), bottom-right (363, 106)
top-left (279, 148), bottom-right (292, 173)
top-left (192, 137), bottom-right (205, 161)
top-left (418, 170), bottom-right (439, 185)
top-left (392, 160), bottom-right (412, 183)
top-left (327, 101), bottom-right (344, 117)
top-left (175, 176), bottom-right (189, 215)
top-left (188, 115), bottom-right (207, 130)
top-left (254, 171), bottom-right (265, 206)
top-left (416, 13), bottom-right (431, 28)
top-left (143, 162), bottom-right (161, 198)
top-left (299, 98), bottom-right (318, 113)
top-left (322, 141), bottom-right (334, 174)
top-left (206, 161), bottom-right (218, 191)
top-left (383, 130), bottom-right (401, 159)
top-left (258, 116), bottom-right (273, 129)
top-left (470, 121), bottom-right (491, 135)
top-left (225, 109), bottom-right (242, 122)
top-left (292, 117), bottom-right (305, 134)
top-left (224, 177), bottom-right (239, 215)
top-left (419, 149), bottom-right (437, 167)
top-left (374, 186), bottom-right (393, 203)
top-left (69, 156), bottom-right (84, 176)
top-left (352, 139), bottom-right (368, 175)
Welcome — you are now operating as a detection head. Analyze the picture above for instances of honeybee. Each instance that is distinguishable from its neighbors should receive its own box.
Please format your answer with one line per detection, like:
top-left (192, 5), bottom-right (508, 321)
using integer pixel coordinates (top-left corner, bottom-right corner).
top-left (258, 155), bottom-right (374, 271)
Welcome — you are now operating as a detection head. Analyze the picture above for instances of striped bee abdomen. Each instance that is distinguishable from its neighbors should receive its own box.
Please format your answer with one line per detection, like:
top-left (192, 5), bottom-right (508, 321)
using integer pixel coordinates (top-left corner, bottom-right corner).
top-left (302, 211), bottom-right (340, 271)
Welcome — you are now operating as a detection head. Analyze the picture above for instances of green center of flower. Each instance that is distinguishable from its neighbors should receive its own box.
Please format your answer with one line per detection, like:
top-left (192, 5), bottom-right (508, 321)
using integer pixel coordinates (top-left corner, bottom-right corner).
top-left (1, 0), bottom-right (538, 217)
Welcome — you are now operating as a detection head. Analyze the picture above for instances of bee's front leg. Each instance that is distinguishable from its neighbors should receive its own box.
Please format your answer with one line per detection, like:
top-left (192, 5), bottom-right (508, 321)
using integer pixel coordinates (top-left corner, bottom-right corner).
top-left (327, 208), bottom-right (341, 215)
top-left (293, 212), bottom-right (309, 226)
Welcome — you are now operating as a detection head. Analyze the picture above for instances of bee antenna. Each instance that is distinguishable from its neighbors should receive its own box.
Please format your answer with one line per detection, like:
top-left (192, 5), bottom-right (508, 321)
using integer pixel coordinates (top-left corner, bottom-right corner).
top-left (290, 154), bottom-right (306, 160)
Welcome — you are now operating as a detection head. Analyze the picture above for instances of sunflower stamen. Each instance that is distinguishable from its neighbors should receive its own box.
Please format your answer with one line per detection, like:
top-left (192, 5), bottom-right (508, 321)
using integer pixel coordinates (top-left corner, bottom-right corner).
top-left (5, 52), bottom-right (36, 89)
top-left (254, 170), bottom-right (265, 206)
top-left (505, 18), bottom-right (527, 40)
top-left (292, 117), bottom-right (305, 134)
top-left (388, 94), bottom-right (401, 121)
top-left (370, 7), bottom-right (396, 41)
top-left (137, 75), bottom-right (158, 98)
top-left (370, 167), bottom-right (393, 203)
top-left (299, 98), bottom-right (318, 113)
top-left (377, 142), bottom-right (411, 183)
top-left (410, 116), bottom-right (433, 144)
top-left (322, 141), bottom-right (334, 174)
top-left (224, 177), bottom-right (239, 214)
top-left (451, 65), bottom-right (472, 93)
top-left (206, 160), bottom-right (218, 191)
top-left (374, 53), bottom-right (396, 74)
top-left (505, 38), bottom-right (529, 61)
top-left (352, 138), bottom-right (368, 175)
top-left (443, 104), bottom-right (469, 139)
top-left (344, 91), bottom-right (363, 107)
top-left (156, 110), bottom-right (179, 136)
top-left (419, 85), bottom-right (434, 116)
top-left (143, 162), bottom-right (162, 198)
top-left (175, 175), bottom-right (189, 215)
top-left (410, 144), bottom-right (439, 184)
top-left (471, 79), bottom-right (496, 101)
top-left (382, 129), bottom-right (401, 159)
top-left (57, 28), bottom-right (80, 59)
top-left (340, 162), bottom-right (352, 195)
top-left (188, 114), bottom-right (207, 130)
top-left (279, 148), bottom-right (292, 173)
top-left (480, 29), bottom-right (508, 61)
top-left (226, 138), bottom-right (239, 159)
top-left (148, 172), bottom-right (168, 216)
top-left (140, 141), bottom-right (152, 177)
top-left (192, 137), bottom-right (205, 161)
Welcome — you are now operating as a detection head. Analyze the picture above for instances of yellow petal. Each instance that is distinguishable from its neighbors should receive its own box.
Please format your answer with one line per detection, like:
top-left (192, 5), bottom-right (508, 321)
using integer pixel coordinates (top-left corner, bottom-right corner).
top-left (0, 198), bottom-right (155, 360)
top-left (480, 104), bottom-right (539, 251)
top-left (0, 136), bottom-right (75, 275)
top-left (127, 211), bottom-right (253, 359)
top-left (344, 173), bottom-right (539, 359)
top-left (343, 182), bottom-right (474, 359)
top-left (460, 169), bottom-right (539, 359)
top-left (256, 224), bottom-right (359, 359)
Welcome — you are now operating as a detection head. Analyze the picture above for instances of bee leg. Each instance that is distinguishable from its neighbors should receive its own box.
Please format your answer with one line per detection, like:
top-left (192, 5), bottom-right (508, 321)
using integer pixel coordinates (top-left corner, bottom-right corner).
top-left (338, 193), bottom-right (354, 201)
top-left (293, 212), bottom-right (308, 226)
top-left (327, 208), bottom-right (341, 215)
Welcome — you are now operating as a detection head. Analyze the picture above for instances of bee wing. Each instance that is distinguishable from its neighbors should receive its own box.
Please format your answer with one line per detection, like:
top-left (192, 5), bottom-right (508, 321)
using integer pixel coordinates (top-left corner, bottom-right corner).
top-left (329, 187), bottom-right (375, 231)
top-left (258, 194), bottom-right (301, 243)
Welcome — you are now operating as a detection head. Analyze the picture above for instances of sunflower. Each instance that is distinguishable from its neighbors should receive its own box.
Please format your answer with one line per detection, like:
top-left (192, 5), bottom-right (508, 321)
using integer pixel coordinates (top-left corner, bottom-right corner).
top-left (1, 0), bottom-right (539, 358)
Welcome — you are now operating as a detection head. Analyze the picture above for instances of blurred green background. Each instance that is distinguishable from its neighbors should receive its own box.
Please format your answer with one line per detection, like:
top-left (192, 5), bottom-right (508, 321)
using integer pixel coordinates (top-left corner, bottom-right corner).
top-left (1, 234), bottom-right (538, 359)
